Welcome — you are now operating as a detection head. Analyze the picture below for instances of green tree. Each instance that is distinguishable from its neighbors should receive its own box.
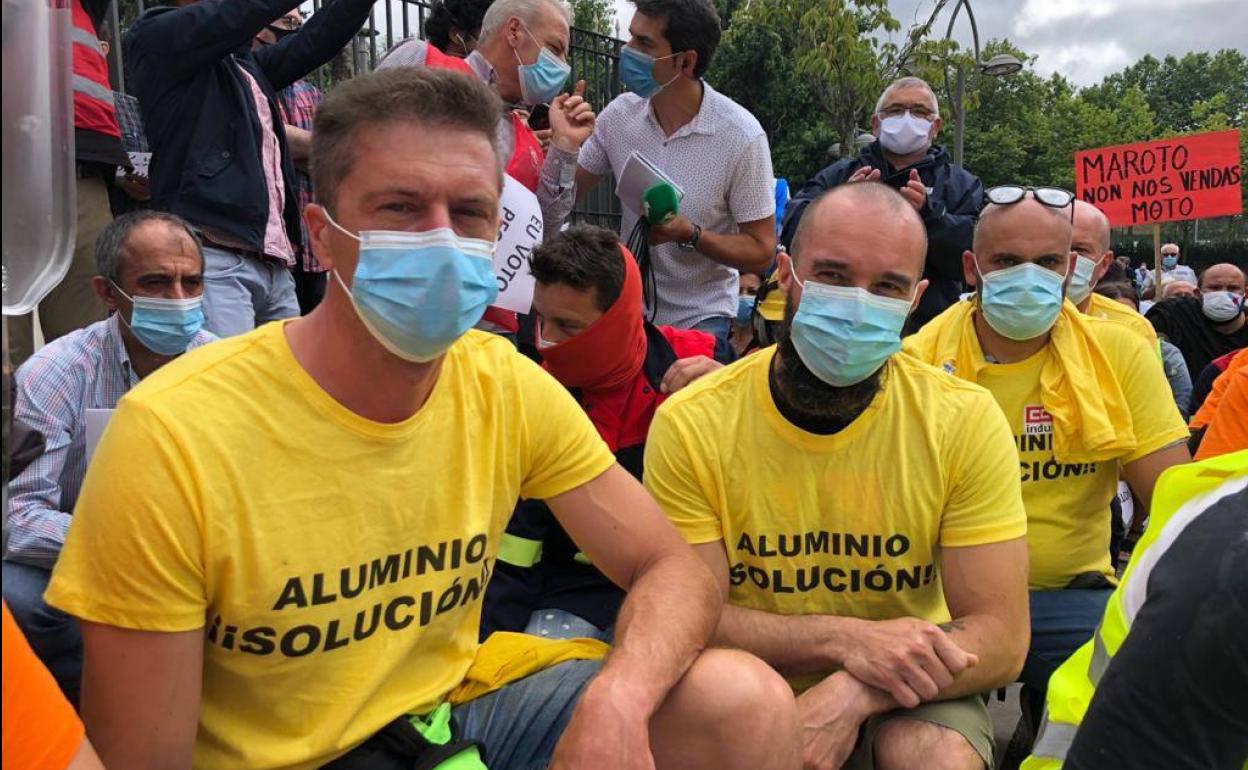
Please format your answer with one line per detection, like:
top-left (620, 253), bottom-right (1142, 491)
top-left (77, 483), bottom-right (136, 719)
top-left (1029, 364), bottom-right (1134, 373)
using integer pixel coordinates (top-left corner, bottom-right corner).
top-left (947, 41), bottom-right (1057, 186)
top-left (712, 0), bottom-right (941, 183)
top-left (710, 13), bottom-right (834, 181)
top-left (745, 0), bottom-right (897, 162)
top-left (1082, 50), bottom-right (1248, 135)
top-left (569, 0), bottom-right (614, 35)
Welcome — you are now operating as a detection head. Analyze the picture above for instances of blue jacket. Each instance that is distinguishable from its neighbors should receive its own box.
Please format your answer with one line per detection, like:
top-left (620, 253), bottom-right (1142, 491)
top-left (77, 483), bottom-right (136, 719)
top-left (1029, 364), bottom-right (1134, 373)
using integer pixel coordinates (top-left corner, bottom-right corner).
top-left (781, 141), bottom-right (983, 329)
top-left (124, 0), bottom-right (374, 252)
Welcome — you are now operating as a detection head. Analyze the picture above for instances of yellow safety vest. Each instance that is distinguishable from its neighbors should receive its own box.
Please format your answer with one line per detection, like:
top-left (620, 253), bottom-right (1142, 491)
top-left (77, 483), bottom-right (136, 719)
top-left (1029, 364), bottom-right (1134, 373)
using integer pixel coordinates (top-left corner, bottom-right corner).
top-left (1023, 449), bottom-right (1248, 769)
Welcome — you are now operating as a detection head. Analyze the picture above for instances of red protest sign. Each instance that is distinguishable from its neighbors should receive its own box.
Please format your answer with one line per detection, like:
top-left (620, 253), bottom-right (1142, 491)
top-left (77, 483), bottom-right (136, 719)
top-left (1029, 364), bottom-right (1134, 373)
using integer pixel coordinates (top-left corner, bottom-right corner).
top-left (1075, 130), bottom-right (1243, 227)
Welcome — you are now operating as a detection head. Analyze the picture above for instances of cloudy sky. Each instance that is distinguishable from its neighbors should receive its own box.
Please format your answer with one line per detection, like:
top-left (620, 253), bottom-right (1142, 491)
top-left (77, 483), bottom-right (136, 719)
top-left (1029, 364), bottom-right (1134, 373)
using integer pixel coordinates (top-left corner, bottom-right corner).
top-left (612, 0), bottom-right (1248, 87)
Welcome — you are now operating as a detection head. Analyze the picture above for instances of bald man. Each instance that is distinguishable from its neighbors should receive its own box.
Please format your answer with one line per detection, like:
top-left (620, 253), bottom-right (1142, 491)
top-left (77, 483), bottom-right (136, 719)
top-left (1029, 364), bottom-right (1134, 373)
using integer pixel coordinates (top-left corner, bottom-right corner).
top-left (904, 190), bottom-right (1190, 720)
top-left (646, 183), bottom-right (1030, 770)
top-left (1069, 201), bottom-right (1158, 347)
top-left (1147, 262), bottom-right (1248, 380)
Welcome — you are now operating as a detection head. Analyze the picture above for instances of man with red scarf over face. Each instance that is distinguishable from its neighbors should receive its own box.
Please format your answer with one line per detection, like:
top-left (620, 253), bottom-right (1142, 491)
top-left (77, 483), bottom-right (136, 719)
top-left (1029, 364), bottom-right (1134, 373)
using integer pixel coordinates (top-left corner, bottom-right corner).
top-left (483, 225), bottom-right (734, 640)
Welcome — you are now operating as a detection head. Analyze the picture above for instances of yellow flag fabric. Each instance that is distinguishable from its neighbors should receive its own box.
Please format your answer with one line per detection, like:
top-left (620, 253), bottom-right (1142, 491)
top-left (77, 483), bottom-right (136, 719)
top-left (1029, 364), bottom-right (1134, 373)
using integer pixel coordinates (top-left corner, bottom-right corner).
top-left (448, 632), bottom-right (609, 704)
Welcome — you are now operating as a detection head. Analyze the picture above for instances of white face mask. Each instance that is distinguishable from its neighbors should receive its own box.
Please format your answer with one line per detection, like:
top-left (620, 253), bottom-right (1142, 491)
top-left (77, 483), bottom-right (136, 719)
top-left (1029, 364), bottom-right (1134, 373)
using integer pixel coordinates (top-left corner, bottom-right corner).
top-left (878, 111), bottom-right (934, 156)
top-left (1202, 291), bottom-right (1245, 323)
top-left (1066, 254), bottom-right (1099, 305)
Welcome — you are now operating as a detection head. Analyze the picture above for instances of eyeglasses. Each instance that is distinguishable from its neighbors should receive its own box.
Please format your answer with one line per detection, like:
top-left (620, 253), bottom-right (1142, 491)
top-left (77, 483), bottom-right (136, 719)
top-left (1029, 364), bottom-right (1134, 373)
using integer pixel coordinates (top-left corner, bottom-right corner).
top-left (878, 105), bottom-right (937, 121)
top-left (267, 18), bottom-right (301, 38)
top-left (984, 185), bottom-right (1076, 223)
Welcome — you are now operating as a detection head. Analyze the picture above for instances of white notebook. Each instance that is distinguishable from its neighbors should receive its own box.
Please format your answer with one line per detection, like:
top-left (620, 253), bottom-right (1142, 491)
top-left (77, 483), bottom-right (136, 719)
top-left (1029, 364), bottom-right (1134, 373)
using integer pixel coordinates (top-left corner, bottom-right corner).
top-left (615, 151), bottom-right (684, 216)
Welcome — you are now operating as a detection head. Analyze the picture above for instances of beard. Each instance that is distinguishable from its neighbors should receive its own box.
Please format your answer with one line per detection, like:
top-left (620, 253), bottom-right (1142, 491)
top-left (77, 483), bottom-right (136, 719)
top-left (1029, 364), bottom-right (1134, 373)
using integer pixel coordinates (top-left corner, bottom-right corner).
top-left (772, 292), bottom-right (884, 426)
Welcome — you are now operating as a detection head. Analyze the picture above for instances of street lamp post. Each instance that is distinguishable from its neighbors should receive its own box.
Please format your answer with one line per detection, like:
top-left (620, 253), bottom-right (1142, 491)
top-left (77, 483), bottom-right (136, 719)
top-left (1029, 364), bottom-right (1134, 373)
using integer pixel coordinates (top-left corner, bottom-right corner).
top-left (942, 0), bottom-right (1022, 166)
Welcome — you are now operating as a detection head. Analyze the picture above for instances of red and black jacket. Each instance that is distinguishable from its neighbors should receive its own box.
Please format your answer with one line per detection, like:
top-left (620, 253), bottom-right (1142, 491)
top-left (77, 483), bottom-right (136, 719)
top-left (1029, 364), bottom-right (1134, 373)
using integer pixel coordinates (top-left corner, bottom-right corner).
top-left (481, 323), bottom-right (730, 637)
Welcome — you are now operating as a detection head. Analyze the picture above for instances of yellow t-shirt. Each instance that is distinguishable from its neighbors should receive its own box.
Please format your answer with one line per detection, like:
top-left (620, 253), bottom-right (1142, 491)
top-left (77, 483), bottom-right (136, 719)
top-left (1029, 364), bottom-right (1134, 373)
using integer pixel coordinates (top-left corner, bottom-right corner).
top-left (45, 324), bottom-right (615, 770)
top-left (644, 347), bottom-right (1026, 677)
top-left (969, 319), bottom-right (1188, 589)
top-left (1086, 292), bottom-right (1159, 350)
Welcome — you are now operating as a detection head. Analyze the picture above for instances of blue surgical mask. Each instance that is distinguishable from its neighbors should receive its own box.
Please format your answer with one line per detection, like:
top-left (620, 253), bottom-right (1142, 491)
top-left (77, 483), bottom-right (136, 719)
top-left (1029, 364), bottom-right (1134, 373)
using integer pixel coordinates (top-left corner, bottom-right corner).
top-left (328, 216), bottom-right (499, 362)
top-left (1162, 255), bottom-right (1178, 270)
top-left (976, 262), bottom-right (1068, 341)
top-left (736, 294), bottom-right (755, 325)
top-left (514, 24), bottom-right (570, 105)
top-left (789, 279), bottom-right (912, 387)
top-left (619, 45), bottom-right (680, 99)
top-left (1066, 254), bottom-right (1098, 305)
top-left (113, 283), bottom-right (205, 356)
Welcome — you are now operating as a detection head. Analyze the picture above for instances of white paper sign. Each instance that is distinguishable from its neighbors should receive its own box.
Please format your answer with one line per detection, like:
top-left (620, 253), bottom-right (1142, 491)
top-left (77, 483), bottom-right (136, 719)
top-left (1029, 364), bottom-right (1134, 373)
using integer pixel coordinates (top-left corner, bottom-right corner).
top-left (1117, 481), bottom-right (1135, 528)
top-left (492, 174), bottom-right (543, 314)
top-left (85, 408), bottom-right (115, 462)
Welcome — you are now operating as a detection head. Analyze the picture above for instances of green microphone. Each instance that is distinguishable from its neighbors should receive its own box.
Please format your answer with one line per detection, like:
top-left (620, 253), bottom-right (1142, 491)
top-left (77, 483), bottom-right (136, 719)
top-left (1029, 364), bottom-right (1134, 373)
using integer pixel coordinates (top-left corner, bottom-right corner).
top-left (628, 182), bottom-right (680, 321)
top-left (641, 182), bottom-right (680, 226)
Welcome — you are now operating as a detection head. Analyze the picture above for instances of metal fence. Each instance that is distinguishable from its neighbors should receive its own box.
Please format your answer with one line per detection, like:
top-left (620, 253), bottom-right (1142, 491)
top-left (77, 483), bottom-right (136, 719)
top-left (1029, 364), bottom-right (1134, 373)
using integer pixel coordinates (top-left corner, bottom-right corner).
top-left (107, 0), bottom-right (623, 228)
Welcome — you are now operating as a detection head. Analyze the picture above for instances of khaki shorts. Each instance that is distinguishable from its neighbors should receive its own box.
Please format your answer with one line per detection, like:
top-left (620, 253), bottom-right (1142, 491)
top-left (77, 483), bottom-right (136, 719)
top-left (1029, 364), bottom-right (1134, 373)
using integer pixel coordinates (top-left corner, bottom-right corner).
top-left (844, 694), bottom-right (994, 770)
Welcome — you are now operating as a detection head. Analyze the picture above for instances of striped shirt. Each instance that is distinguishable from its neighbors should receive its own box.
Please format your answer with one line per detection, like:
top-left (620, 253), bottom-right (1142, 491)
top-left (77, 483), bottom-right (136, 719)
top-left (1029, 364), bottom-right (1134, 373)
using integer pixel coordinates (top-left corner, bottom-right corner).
top-left (4, 315), bottom-right (216, 570)
top-left (277, 79), bottom-right (324, 273)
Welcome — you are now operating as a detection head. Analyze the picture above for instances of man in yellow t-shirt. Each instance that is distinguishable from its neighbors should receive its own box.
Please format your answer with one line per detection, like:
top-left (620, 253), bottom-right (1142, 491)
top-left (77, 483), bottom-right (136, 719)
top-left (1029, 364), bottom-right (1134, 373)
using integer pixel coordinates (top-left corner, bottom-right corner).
top-left (904, 187), bottom-right (1190, 719)
top-left (44, 69), bottom-right (801, 770)
top-left (1068, 200), bottom-right (1158, 348)
top-left (646, 183), bottom-right (1030, 770)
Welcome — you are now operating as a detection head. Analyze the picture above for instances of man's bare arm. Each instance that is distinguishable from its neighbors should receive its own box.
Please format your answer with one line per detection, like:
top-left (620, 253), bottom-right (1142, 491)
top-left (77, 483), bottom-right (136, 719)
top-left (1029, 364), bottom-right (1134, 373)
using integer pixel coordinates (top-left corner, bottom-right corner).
top-left (650, 215), bottom-right (775, 273)
top-left (693, 541), bottom-right (980, 708)
top-left (690, 541), bottom-right (849, 673)
top-left (928, 537), bottom-right (1030, 698)
top-left (79, 622), bottom-right (203, 770)
top-left (285, 124), bottom-right (312, 168)
top-left (548, 463), bottom-right (722, 719)
top-left (1123, 442), bottom-right (1191, 515)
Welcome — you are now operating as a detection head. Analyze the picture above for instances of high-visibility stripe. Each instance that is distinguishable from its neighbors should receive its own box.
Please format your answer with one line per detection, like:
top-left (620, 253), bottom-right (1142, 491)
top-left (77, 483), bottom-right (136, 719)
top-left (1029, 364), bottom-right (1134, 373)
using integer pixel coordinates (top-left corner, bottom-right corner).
top-left (497, 534), bottom-right (542, 568)
top-left (1083, 475), bottom-right (1248, 690)
top-left (1120, 475), bottom-right (1247, 625)
top-left (1088, 629), bottom-right (1110, 684)
top-left (1030, 713), bottom-right (1079, 760)
top-left (73, 73), bottom-right (116, 105)
top-left (71, 25), bottom-right (100, 48)
top-left (573, 552), bottom-right (592, 566)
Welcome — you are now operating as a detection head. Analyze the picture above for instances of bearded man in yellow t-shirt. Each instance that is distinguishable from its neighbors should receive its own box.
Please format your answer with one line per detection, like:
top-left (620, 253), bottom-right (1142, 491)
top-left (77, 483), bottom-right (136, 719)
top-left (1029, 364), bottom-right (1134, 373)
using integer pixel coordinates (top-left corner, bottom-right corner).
top-left (904, 186), bottom-right (1191, 727)
top-left (43, 69), bottom-right (801, 770)
top-left (646, 182), bottom-right (1031, 770)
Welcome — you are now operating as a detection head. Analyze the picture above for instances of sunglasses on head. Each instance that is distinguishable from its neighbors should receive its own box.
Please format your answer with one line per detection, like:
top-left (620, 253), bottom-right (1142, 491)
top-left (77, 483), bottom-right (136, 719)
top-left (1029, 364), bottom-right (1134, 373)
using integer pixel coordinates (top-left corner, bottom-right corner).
top-left (984, 185), bottom-right (1076, 223)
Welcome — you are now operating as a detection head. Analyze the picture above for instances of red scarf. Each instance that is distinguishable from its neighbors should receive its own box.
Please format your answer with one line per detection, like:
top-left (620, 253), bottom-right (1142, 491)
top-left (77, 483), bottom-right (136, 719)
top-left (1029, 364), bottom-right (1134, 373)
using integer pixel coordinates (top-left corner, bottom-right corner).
top-left (540, 244), bottom-right (648, 392)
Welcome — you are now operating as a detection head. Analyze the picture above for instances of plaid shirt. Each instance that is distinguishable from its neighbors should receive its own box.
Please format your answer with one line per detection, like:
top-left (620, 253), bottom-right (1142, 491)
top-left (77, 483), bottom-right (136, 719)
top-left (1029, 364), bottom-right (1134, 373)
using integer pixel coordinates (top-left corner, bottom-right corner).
top-left (277, 79), bottom-right (324, 273)
top-left (114, 90), bottom-right (149, 154)
top-left (4, 315), bottom-right (215, 570)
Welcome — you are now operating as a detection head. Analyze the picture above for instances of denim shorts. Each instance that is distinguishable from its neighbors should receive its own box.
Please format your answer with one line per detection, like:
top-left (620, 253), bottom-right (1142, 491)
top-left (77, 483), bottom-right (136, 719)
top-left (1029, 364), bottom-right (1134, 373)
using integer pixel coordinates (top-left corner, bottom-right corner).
top-left (451, 658), bottom-right (602, 770)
